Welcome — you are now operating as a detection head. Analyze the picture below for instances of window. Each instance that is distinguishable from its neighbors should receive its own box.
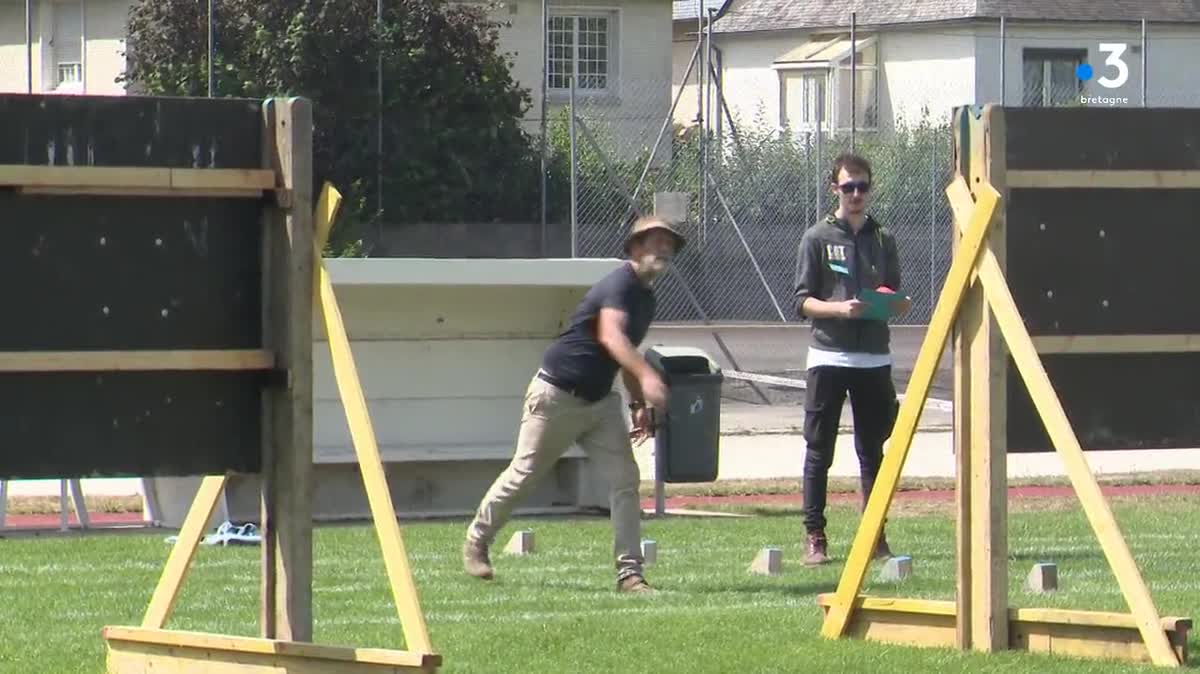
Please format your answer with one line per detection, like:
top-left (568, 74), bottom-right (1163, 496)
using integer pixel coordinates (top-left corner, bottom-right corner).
top-left (775, 35), bottom-right (878, 132)
top-left (1023, 48), bottom-right (1085, 107)
top-left (53, 2), bottom-right (83, 89)
top-left (547, 11), bottom-right (615, 94)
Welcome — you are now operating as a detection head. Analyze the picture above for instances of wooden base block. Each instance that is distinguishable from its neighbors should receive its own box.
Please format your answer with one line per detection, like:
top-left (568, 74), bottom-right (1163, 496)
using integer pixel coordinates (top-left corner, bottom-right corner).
top-left (103, 626), bottom-right (441, 673)
top-left (503, 529), bottom-right (535, 555)
top-left (749, 547), bottom-right (782, 576)
top-left (641, 539), bottom-right (657, 565)
top-left (816, 594), bottom-right (1191, 666)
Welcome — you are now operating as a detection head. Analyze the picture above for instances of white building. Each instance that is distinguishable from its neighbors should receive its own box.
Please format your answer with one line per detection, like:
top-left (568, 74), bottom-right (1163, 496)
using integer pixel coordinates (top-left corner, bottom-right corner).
top-left (673, 0), bottom-right (1200, 135)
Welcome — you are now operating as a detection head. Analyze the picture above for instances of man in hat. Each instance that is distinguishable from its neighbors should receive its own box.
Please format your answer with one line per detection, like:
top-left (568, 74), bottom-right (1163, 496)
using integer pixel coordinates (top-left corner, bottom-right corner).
top-left (462, 215), bottom-right (686, 593)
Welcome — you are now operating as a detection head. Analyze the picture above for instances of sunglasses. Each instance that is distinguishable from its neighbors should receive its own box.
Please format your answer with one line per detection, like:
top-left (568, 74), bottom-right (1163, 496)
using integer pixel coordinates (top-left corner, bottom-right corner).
top-left (837, 181), bottom-right (871, 195)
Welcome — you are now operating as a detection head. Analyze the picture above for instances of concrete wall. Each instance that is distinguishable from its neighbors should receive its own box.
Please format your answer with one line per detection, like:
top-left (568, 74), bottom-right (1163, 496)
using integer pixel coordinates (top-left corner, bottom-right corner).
top-left (375, 221), bottom-right (574, 258)
top-left (0, 0), bottom-right (130, 94)
top-left (145, 258), bottom-right (625, 528)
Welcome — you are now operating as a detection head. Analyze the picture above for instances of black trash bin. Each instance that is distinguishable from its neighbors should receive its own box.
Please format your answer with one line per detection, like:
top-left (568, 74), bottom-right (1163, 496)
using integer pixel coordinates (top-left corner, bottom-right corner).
top-left (644, 346), bottom-right (722, 483)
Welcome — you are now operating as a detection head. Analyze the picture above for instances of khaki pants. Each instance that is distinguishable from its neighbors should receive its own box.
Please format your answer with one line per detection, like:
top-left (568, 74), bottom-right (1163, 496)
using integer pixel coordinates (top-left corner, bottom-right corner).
top-left (467, 373), bottom-right (644, 579)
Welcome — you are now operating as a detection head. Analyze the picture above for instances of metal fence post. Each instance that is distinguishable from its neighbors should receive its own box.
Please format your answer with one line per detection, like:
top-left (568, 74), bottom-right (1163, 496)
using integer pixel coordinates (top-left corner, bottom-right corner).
top-left (569, 75), bottom-right (578, 258)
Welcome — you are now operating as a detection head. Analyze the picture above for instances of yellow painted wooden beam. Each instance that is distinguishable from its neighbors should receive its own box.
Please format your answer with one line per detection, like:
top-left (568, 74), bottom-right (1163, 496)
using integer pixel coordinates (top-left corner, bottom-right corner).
top-left (1032, 334), bottom-right (1200, 354)
top-left (820, 179), bottom-right (1002, 640)
top-left (104, 626), bottom-right (441, 672)
top-left (0, 349), bottom-right (273, 372)
top-left (0, 165), bottom-right (275, 193)
top-left (960, 199), bottom-right (1182, 668)
top-left (312, 182), bottom-right (436, 656)
top-left (1007, 170), bottom-right (1200, 189)
top-left (141, 475), bottom-right (228, 629)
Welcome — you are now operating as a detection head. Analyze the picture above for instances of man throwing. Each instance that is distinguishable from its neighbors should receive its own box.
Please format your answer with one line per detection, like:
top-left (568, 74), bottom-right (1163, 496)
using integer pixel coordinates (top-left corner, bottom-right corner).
top-left (462, 215), bottom-right (685, 593)
top-left (793, 152), bottom-right (912, 566)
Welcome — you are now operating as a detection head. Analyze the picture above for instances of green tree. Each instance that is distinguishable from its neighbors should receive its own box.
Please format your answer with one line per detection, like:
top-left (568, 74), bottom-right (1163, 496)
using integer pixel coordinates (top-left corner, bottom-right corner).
top-left (122, 0), bottom-right (543, 251)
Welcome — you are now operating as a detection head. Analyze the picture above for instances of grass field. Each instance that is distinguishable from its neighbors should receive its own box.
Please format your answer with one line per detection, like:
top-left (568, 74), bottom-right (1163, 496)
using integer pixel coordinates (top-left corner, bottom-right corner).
top-left (1, 494), bottom-right (1197, 673)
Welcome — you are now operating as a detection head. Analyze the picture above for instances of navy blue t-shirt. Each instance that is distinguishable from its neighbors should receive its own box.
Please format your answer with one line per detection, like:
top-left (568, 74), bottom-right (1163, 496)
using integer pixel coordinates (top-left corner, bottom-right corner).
top-left (540, 262), bottom-right (655, 401)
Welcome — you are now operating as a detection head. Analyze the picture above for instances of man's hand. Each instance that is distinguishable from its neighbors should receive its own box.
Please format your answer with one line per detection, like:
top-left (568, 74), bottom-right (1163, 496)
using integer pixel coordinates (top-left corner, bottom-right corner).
top-left (639, 369), bottom-right (668, 410)
top-left (840, 299), bottom-right (868, 319)
top-left (629, 407), bottom-right (655, 446)
top-left (891, 295), bottom-right (913, 316)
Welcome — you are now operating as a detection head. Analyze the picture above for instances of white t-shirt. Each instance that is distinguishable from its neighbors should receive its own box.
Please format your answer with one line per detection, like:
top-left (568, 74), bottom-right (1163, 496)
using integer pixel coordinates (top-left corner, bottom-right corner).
top-left (806, 345), bottom-right (892, 370)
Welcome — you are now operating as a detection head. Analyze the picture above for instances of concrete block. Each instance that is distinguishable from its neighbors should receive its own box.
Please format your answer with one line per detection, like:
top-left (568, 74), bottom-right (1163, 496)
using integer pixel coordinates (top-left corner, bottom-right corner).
top-left (504, 529), bottom-right (535, 555)
top-left (748, 547), bottom-right (783, 576)
top-left (878, 555), bottom-right (913, 582)
top-left (641, 539), bottom-right (657, 565)
top-left (1027, 562), bottom-right (1058, 593)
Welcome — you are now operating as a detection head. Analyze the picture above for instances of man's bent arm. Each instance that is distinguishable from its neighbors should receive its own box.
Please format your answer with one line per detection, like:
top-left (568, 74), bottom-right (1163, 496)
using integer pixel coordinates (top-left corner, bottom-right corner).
top-left (597, 307), bottom-right (654, 380)
top-left (623, 368), bottom-right (645, 404)
top-left (801, 297), bottom-right (848, 320)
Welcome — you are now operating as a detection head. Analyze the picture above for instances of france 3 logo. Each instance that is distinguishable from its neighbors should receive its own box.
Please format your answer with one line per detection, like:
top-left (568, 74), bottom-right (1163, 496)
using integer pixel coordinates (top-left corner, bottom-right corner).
top-left (1075, 43), bottom-right (1130, 89)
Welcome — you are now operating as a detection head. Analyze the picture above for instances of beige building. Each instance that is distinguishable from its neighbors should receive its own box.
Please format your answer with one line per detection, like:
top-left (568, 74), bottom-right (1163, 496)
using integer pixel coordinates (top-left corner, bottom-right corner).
top-left (0, 0), bottom-right (131, 94)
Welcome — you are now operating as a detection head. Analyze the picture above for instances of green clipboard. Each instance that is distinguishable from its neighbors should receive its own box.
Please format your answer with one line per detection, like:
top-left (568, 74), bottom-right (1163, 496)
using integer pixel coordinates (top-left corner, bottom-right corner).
top-left (857, 288), bottom-right (904, 321)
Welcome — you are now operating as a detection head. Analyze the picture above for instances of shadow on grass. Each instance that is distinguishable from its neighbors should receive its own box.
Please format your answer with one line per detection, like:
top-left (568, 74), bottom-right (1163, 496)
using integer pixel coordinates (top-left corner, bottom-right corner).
top-left (688, 580), bottom-right (839, 598)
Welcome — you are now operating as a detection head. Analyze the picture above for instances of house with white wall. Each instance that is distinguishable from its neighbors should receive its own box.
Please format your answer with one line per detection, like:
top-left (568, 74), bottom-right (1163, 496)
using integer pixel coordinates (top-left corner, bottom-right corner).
top-left (0, 0), bottom-right (673, 159)
top-left (673, 0), bottom-right (1200, 136)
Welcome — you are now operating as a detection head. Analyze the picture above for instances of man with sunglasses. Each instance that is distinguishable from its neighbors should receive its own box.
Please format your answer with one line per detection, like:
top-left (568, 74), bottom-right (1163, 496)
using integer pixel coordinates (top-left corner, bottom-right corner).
top-left (792, 152), bottom-right (912, 566)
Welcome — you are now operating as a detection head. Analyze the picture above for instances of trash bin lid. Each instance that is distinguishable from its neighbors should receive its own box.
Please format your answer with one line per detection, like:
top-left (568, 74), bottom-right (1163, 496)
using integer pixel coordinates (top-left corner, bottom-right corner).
top-left (645, 345), bottom-right (722, 375)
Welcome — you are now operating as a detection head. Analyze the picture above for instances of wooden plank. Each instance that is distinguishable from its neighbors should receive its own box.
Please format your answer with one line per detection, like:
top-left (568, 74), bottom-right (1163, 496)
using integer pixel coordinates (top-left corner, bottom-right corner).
top-left (815, 595), bottom-right (1189, 665)
top-left (0, 349), bottom-right (273, 372)
top-left (966, 104), bottom-right (1008, 653)
top-left (18, 186), bottom-right (263, 198)
top-left (0, 164), bottom-right (274, 190)
top-left (967, 213), bottom-right (1182, 667)
top-left (1033, 334), bottom-right (1200, 354)
top-left (820, 182), bottom-right (1002, 640)
top-left (1006, 170), bottom-right (1200, 189)
top-left (313, 183), bottom-right (436, 655)
top-left (259, 97), bottom-right (315, 643)
top-left (104, 628), bottom-right (441, 673)
top-left (948, 174), bottom-right (973, 651)
top-left (141, 475), bottom-right (228, 629)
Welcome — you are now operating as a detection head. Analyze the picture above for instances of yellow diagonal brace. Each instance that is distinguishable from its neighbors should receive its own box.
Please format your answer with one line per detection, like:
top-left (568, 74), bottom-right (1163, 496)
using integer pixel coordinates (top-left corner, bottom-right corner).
top-left (961, 206), bottom-right (1180, 667)
top-left (311, 183), bottom-right (435, 654)
top-left (821, 178), bottom-right (1001, 639)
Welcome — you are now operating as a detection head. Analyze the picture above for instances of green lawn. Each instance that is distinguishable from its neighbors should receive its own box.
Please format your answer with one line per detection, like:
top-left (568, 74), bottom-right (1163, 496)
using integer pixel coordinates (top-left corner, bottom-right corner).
top-left (1, 495), bottom-right (1197, 673)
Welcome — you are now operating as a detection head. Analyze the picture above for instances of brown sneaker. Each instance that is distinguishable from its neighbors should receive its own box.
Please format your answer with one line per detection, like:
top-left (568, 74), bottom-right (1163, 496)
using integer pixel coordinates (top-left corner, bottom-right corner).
top-left (462, 539), bottom-right (494, 580)
top-left (617, 574), bottom-right (655, 594)
top-left (805, 531), bottom-right (830, 566)
top-left (874, 533), bottom-right (894, 561)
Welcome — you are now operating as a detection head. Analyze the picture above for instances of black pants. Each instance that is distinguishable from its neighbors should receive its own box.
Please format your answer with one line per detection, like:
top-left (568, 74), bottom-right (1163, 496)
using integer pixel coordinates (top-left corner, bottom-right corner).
top-left (802, 365), bottom-right (899, 534)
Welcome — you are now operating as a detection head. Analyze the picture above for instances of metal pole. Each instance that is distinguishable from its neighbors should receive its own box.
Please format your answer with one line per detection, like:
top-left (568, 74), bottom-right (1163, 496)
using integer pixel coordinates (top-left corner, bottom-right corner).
top-left (569, 75), bottom-right (578, 257)
top-left (708, 9), bottom-right (719, 182)
top-left (25, 0), bottom-right (32, 93)
top-left (539, 0), bottom-right (548, 253)
top-left (80, 0), bottom-right (87, 94)
top-left (1141, 18), bottom-right (1147, 106)
top-left (709, 177), bottom-right (787, 321)
top-left (850, 11), bottom-right (856, 151)
top-left (377, 0), bottom-right (384, 228)
top-left (700, 0), bottom-right (709, 247)
top-left (627, 41), bottom-right (702, 217)
top-left (1000, 16), bottom-right (1006, 105)
top-left (654, 438), bottom-right (665, 516)
top-left (815, 103), bottom-right (824, 215)
top-left (207, 0), bottom-right (214, 96)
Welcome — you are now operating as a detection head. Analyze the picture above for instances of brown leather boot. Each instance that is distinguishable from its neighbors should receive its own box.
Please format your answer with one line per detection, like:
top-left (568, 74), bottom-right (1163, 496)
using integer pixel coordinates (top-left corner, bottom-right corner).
top-left (462, 539), bottom-right (494, 580)
top-left (617, 574), bottom-right (655, 594)
top-left (805, 530), bottom-right (830, 566)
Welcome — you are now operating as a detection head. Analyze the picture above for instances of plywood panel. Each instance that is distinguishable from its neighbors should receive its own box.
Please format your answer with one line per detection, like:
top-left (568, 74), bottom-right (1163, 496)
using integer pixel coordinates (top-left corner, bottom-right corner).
top-left (1006, 188), bottom-right (1200, 336)
top-left (1007, 352), bottom-right (1200, 452)
top-left (320, 286), bottom-right (588, 341)
top-left (1004, 108), bottom-right (1200, 171)
top-left (313, 339), bottom-right (551, 401)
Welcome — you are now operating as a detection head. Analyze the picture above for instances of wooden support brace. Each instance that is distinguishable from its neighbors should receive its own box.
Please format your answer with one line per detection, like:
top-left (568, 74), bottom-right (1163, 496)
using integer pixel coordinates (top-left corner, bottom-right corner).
top-left (0, 349), bottom-right (274, 372)
top-left (312, 182), bottom-right (436, 656)
top-left (1006, 170), bottom-right (1200, 189)
top-left (0, 165), bottom-right (275, 198)
top-left (1032, 334), bottom-right (1200, 354)
top-left (819, 182), bottom-right (1002, 640)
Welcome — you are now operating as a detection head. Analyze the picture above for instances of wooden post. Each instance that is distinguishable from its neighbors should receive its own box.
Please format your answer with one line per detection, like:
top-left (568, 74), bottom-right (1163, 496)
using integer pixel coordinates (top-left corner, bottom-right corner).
top-left (962, 106), bottom-right (1009, 651)
top-left (259, 97), bottom-right (315, 642)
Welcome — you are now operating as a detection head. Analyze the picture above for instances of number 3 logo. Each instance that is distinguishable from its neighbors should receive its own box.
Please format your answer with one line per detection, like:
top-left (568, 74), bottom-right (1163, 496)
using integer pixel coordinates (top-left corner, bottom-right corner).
top-left (1097, 43), bottom-right (1129, 89)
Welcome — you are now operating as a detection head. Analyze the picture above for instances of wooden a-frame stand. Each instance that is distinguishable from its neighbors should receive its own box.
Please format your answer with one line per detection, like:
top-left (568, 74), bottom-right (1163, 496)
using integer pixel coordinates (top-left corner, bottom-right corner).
top-left (815, 105), bottom-right (1191, 668)
top-left (101, 182), bottom-right (442, 672)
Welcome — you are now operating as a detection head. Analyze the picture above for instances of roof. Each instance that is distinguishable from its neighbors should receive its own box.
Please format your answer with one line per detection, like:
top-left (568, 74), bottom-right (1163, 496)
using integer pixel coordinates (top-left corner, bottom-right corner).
top-left (713, 0), bottom-right (1200, 34)
top-left (673, 0), bottom-right (732, 23)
